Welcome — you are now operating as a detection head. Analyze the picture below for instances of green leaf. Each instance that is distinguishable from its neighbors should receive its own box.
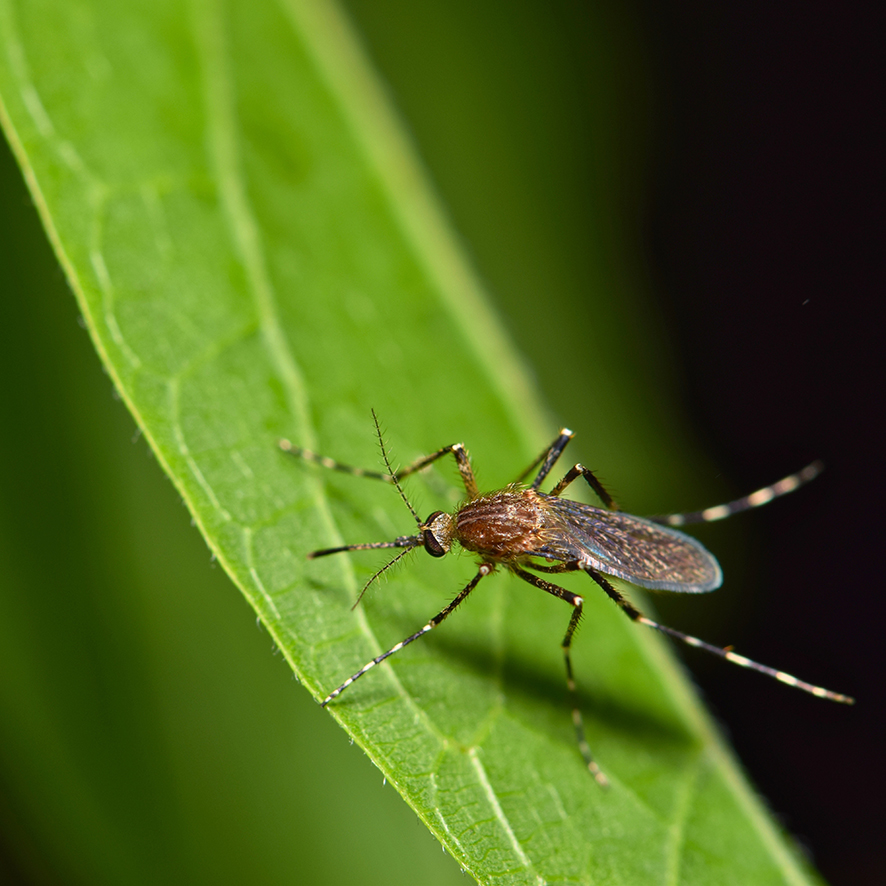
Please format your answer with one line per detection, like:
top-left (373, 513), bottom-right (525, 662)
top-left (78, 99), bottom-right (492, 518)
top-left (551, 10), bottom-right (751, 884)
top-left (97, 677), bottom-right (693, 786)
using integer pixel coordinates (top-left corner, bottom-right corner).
top-left (0, 1), bottom-right (823, 884)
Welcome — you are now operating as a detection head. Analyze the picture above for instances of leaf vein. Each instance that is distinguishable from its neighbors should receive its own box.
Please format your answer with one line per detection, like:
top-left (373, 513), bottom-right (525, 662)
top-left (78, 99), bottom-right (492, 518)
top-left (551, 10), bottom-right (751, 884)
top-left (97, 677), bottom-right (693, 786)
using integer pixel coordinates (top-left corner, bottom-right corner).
top-left (468, 747), bottom-right (542, 884)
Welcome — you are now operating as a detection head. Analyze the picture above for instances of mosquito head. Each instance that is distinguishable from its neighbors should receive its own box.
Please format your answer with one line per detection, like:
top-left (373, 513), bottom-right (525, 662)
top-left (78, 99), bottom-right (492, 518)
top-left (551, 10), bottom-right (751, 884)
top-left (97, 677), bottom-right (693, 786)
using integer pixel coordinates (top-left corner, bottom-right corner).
top-left (421, 510), bottom-right (455, 558)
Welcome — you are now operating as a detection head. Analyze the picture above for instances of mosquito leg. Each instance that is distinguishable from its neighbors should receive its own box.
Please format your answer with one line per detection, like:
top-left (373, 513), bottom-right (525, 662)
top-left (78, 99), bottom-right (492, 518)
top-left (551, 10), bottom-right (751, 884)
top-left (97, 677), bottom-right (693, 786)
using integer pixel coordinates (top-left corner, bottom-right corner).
top-left (512, 565), bottom-right (609, 787)
top-left (279, 436), bottom-right (469, 484)
top-left (650, 461), bottom-right (824, 526)
top-left (549, 464), bottom-right (617, 510)
top-left (512, 429), bottom-right (573, 489)
top-left (308, 537), bottom-right (421, 559)
top-left (584, 567), bottom-right (854, 704)
top-left (398, 442), bottom-right (479, 498)
top-left (523, 561), bottom-right (582, 575)
top-left (280, 437), bottom-right (478, 497)
top-left (279, 438), bottom-right (393, 482)
top-left (321, 565), bottom-right (492, 706)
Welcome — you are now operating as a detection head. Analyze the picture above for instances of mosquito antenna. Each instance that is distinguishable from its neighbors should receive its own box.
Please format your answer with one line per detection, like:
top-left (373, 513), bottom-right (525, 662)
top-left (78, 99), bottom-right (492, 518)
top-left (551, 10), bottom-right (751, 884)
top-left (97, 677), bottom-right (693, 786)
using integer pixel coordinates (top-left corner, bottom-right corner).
top-left (372, 409), bottom-right (422, 527)
top-left (351, 545), bottom-right (417, 610)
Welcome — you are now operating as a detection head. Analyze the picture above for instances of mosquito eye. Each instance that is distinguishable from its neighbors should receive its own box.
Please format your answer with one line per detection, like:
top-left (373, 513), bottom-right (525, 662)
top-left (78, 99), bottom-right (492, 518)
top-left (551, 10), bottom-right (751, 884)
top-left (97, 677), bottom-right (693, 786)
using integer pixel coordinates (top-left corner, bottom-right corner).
top-left (422, 513), bottom-right (447, 557)
top-left (423, 530), bottom-right (447, 558)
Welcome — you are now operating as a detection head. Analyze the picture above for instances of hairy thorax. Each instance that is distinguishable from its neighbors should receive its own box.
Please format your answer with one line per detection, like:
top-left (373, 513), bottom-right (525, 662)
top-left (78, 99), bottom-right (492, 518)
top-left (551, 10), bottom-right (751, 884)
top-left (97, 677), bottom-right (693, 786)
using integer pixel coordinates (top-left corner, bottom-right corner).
top-left (454, 489), bottom-right (548, 560)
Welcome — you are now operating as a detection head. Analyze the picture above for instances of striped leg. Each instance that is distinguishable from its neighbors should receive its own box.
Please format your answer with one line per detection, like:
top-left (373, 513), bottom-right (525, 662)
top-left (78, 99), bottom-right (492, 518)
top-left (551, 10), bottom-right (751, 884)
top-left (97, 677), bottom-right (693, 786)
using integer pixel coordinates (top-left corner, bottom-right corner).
top-left (279, 437), bottom-right (475, 487)
top-left (308, 537), bottom-right (421, 560)
top-left (516, 428), bottom-right (573, 489)
top-left (321, 565), bottom-right (492, 706)
top-left (585, 568), bottom-right (854, 704)
top-left (636, 617), bottom-right (854, 703)
top-left (512, 565), bottom-right (609, 787)
top-left (280, 437), bottom-right (394, 482)
top-left (652, 461), bottom-right (823, 527)
top-left (282, 411), bottom-right (479, 540)
top-left (518, 428), bottom-right (620, 509)
top-left (548, 463), bottom-right (617, 510)
top-left (280, 436), bottom-right (479, 500)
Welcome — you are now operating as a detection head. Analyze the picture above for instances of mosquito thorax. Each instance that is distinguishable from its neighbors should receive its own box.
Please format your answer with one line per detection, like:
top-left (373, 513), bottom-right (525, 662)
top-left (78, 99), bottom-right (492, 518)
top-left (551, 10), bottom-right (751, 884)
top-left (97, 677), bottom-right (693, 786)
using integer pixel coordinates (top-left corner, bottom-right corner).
top-left (421, 511), bottom-right (455, 557)
top-left (454, 490), bottom-right (546, 557)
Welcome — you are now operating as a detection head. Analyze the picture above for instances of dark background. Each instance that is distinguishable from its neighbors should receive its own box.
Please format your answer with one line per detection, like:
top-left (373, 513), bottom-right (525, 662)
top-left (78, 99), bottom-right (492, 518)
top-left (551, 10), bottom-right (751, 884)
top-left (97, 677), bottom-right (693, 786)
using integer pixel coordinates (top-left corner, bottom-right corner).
top-left (619, 3), bottom-right (882, 883)
top-left (643, 7), bottom-right (883, 885)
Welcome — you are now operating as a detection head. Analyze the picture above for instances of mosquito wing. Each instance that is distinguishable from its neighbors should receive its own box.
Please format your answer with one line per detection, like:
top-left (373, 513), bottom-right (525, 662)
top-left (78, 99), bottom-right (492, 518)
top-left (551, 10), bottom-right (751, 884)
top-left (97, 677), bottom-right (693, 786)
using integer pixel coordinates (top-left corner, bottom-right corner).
top-left (538, 496), bottom-right (722, 592)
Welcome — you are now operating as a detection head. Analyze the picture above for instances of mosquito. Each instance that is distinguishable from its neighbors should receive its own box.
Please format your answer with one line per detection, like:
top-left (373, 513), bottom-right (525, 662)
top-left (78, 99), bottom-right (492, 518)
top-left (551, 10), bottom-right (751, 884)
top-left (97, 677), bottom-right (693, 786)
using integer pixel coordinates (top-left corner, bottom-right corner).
top-left (280, 412), bottom-right (854, 787)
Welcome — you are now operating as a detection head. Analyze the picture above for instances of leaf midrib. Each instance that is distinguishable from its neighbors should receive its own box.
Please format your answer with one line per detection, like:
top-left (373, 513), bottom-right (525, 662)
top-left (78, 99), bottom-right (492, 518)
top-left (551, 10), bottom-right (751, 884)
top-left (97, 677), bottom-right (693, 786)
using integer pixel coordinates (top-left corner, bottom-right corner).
top-left (191, 4), bottom-right (535, 880)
